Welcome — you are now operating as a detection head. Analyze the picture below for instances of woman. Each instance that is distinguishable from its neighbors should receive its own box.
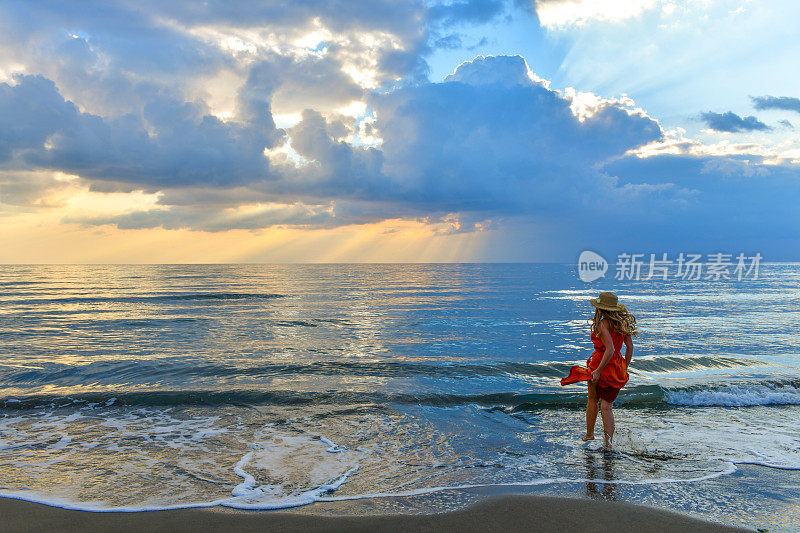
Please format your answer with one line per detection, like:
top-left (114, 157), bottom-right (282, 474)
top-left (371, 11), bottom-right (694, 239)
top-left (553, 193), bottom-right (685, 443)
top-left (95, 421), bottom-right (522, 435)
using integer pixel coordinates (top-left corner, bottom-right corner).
top-left (561, 292), bottom-right (637, 450)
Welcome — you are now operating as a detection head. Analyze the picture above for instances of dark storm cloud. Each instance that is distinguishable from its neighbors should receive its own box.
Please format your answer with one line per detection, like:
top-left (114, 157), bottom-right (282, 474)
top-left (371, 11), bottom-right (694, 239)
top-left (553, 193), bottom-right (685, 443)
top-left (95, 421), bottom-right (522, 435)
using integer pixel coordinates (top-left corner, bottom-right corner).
top-left (477, 146), bottom-right (800, 261)
top-left (53, 55), bottom-right (673, 232)
top-left (64, 202), bottom-right (341, 232)
top-left (62, 196), bottom-right (422, 232)
top-left (368, 55), bottom-right (663, 213)
top-left (0, 74), bottom-right (283, 187)
top-left (699, 111), bottom-right (770, 132)
top-left (751, 95), bottom-right (800, 114)
top-left (597, 152), bottom-right (800, 255)
top-left (0, 0), bottom-right (513, 113)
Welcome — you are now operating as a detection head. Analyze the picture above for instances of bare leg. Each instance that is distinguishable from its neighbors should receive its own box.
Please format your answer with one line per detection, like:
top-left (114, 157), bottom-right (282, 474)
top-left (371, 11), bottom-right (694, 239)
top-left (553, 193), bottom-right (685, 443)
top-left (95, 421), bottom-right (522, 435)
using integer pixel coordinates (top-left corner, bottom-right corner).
top-left (584, 382), bottom-right (598, 441)
top-left (600, 399), bottom-right (615, 450)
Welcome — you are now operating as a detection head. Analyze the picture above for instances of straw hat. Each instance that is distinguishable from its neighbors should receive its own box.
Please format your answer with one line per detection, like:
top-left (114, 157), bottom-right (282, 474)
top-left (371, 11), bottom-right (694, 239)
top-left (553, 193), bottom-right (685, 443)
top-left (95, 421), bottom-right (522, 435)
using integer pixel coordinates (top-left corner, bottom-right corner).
top-left (590, 291), bottom-right (625, 312)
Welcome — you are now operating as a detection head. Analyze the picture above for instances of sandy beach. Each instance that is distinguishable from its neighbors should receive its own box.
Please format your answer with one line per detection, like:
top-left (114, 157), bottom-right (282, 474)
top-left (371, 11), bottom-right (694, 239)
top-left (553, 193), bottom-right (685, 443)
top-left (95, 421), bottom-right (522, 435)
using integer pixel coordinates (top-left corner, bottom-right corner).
top-left (0, 495), bottom-right (748, 533)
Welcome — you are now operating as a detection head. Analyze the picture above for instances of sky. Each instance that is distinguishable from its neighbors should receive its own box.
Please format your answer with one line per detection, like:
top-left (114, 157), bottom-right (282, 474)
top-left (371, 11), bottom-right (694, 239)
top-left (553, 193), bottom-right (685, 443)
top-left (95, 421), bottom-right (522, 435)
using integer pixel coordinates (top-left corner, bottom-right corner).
top-left (1, 0), bottom-right (799, 262)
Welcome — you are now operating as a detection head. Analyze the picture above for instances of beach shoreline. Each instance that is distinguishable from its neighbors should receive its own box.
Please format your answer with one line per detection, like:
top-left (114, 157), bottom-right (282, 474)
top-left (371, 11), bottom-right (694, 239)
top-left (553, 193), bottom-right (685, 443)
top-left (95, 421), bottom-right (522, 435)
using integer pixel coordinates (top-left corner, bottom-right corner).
top-left (0, 494), bottom-right (749, 533)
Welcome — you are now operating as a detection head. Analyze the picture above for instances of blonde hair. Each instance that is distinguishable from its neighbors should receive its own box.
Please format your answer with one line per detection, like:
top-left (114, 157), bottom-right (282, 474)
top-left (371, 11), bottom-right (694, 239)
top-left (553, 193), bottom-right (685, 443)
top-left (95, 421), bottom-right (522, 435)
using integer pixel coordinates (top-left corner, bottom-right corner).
top-left (591, 306), bottom-right (638, 337)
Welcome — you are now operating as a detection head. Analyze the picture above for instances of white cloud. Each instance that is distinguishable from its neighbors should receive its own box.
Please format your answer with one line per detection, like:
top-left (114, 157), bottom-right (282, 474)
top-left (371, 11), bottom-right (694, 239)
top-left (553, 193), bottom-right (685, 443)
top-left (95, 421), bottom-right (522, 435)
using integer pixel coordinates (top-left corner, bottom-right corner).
top-left (534, 0), bottom-right (660, 28)
top-left (627, 127), bottom-right (800, 164)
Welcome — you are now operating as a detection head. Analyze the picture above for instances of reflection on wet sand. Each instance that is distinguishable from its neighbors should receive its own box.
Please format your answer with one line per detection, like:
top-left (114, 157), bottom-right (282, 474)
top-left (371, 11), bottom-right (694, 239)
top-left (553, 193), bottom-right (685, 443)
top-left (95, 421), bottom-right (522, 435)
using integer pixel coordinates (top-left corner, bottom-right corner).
top-left (585, 450), bottom-right (616, 501)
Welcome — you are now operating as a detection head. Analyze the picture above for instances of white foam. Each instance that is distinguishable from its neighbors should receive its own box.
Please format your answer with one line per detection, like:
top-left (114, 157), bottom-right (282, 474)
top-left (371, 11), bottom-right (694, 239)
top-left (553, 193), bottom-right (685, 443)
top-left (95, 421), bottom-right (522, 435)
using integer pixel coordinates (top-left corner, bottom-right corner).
top-left (611, 413), bottom-right (800, 472)
top-left (231, 448), bottom-right (260, 497)
top-left (317, 460), bottom-right (739, 503)
top-left (228, 433), bottom-right (362, 500)
top-left (665, 384), bottom-right (800, 407)
top-left (223, 466), bottom-right (358, 510)
top-left (1, 402), bottom-right (798, 514)
top-left (320, 436), bottom-right (344, 453)
top-left (0, 430), bottom-right (364, 513)
top-left (0, 462), bottom-right (736, 513)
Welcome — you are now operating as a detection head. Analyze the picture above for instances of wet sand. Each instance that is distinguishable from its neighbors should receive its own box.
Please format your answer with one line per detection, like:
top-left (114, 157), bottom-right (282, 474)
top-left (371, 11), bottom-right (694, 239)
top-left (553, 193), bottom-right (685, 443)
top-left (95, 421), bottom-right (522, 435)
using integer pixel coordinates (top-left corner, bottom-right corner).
top-left (0, 494), bottom-right (748, 533)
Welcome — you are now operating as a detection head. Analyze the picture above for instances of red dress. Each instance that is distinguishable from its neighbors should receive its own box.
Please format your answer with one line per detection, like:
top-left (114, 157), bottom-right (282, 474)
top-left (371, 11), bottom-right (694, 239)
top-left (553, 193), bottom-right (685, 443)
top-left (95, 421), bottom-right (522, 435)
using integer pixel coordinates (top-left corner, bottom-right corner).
top-left (561, 323), bottom-right (629, 402)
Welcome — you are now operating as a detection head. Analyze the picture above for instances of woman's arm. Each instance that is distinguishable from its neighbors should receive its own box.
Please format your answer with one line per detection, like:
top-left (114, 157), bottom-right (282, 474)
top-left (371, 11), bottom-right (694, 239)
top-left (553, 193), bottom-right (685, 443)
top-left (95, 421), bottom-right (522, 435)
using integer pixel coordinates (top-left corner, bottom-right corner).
top-left (591, 321), bottom-right (615, 382)
top-left (624, 335), bottom-right (634, 366)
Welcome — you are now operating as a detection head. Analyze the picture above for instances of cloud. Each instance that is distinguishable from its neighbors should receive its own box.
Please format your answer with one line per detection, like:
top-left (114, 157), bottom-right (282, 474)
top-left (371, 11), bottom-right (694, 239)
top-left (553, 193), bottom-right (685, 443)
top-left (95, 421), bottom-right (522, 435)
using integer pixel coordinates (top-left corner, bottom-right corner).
top-left (0, 54), bottom-right (668, 233)
top-left (699, 157), bottom-right (770, 178)
top-left (0, 0), bottom-right (517, 122)
top-left (0, 74), bottom-right (283, 188)
top-left (442, 54), bottom-right (537, 86)
top-left (2, 43), bottom-right (798, 260)
top-left (432, 34), bottom-right (464, 49)
top-left (0, 170), bottom-right (82, 208)
top-left (601, 152), bottom-right (800, 254)
top-left (533, 0), bottom-right (659, 28)
top-left (264, 109), bottom-right (385, 202)
top-left (751, 95), bottom-right (800, 114)
top-left (105, 54), bottom-right (663, 227)
top-left (0, 1), bottom-right (423, 126)
top-left (366, 55), bottom-right (664, 218)
top-left (699, 111), bottom-right (770, 133)
top-left (241, 54), bottom-right (365, 116)
top-left (64, 201), bottom-right (341, 232)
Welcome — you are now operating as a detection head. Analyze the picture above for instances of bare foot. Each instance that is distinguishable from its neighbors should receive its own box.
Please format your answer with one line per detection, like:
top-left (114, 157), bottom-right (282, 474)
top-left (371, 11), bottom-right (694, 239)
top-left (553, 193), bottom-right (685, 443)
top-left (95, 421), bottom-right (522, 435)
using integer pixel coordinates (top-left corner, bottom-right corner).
top-left (581, 434), bottom-right (595, 441)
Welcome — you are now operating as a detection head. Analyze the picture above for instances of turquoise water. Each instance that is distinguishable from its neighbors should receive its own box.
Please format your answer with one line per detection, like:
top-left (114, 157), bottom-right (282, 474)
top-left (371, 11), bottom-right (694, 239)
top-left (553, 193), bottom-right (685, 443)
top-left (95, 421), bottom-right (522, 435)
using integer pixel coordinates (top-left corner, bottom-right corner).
top-left (0, 264), bottom-right (798, 524)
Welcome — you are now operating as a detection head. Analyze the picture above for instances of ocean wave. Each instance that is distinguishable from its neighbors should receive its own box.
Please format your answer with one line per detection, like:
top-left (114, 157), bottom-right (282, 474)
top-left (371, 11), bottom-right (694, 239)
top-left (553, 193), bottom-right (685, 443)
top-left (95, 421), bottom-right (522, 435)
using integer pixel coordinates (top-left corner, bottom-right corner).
top-left (0, 385), bottom-right (671, 411)
top-left (0, 356), bottom-right (764, 389)
top-left (631, 355), bottom-right (763, 372)
top-left (0, 389), bottom-right (554, 409)
top-left (3, 380), bottom-right (799, 411)
top-left (0, 360), bottom-right (572, 384)
top-left (664, 384), bottom-right (800, 407)
top-left (0, 281), bottom-right (43, 286)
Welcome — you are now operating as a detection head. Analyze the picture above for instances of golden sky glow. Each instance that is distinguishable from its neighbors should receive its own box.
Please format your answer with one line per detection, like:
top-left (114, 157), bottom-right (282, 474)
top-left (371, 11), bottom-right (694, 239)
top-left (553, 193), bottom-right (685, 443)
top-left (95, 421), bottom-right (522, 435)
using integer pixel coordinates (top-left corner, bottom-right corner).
top-left (3, 208), bottom-right (492, 263)
top-left (1, 169), bottom-right (494, 263)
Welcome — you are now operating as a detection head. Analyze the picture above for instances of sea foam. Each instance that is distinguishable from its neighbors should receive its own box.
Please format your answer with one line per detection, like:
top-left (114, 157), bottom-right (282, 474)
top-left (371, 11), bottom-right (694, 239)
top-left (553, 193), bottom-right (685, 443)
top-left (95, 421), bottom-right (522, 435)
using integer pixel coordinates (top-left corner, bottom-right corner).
top-left (664, 384), bottom-right (800, 407)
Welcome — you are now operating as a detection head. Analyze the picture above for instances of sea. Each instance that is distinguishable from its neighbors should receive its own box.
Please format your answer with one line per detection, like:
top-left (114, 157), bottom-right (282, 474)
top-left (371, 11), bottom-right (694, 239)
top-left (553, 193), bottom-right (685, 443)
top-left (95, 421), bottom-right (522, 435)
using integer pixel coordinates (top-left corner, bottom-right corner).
top-left (1, 264), bottom-right (798, 529)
